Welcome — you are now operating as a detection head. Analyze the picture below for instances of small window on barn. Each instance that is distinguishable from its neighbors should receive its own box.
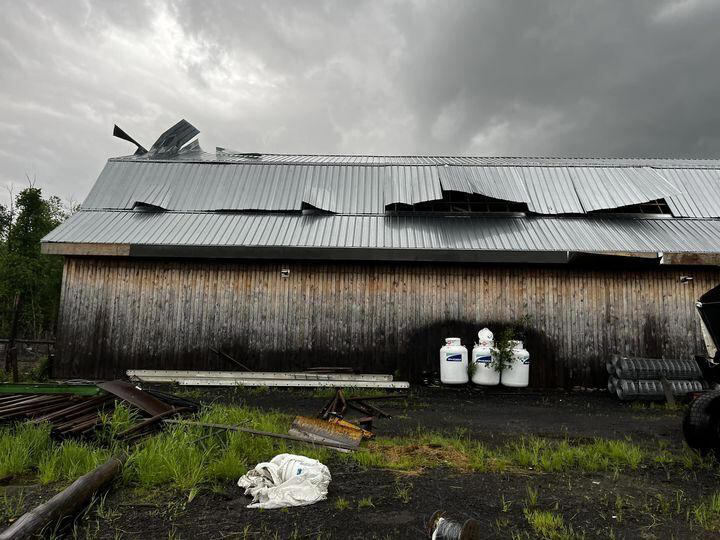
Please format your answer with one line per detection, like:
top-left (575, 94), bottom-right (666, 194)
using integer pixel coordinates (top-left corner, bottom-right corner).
top-left (386, 190), bottom-right (528, 214)
top-left (590, 199), bottom-right (672, 216)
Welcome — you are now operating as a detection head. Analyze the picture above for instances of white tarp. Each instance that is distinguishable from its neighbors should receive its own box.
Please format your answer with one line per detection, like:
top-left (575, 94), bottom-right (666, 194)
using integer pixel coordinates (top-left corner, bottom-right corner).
top-left (237, 453), bottom-right (331, 509)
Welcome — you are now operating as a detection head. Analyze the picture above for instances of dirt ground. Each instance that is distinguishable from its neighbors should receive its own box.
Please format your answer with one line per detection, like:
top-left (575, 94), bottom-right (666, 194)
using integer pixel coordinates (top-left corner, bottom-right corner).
top-left (7, 387), bottom-right (720, 539)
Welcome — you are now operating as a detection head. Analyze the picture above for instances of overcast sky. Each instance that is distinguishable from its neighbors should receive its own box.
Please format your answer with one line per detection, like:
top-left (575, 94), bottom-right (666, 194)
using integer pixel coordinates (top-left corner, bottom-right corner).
top-left (1, 0), bottom-right (720, 207)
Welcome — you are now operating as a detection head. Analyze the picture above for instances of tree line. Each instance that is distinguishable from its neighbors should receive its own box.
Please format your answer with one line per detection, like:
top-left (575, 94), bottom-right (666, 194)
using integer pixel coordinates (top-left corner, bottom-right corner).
top-left (0, 187), bottom-right (70, 339)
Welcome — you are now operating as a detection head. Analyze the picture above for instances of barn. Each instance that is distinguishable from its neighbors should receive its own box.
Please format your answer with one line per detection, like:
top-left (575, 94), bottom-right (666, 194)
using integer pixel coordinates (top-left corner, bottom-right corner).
top-left (41, 121), bottom-right (720, 388)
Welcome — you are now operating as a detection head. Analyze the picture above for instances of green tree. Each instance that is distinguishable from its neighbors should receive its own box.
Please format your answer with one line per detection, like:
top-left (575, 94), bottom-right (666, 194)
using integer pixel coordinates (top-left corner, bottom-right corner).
top-left (0, 188), bottom-right (68, 337)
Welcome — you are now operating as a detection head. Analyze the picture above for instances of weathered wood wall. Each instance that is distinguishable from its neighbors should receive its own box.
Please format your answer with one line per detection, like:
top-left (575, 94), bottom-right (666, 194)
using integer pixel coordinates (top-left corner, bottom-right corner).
top-left (55, 257), bottom-right (720, 387)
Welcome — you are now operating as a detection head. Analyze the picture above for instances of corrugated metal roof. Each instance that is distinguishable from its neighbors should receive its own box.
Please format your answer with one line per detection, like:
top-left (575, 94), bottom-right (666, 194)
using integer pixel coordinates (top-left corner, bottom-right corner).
top-left (85, 158), bottom-right (695, 216)
top-left (303, 166), bottom-right (386, 213)
top-left (655, 168), bottom-right (720, 218)
top-left (517, 167), bottom-right (585, 214)
top-left (385, 166), bottom-right (443, 205)
top-left (439, 166), bottom-right (528, 203)
top-left (43, 210), bottom-right (720, 254)
top-left (567, 167), bottom-right (679, 212)
top-left (117, 151), bottom-right (720, 168)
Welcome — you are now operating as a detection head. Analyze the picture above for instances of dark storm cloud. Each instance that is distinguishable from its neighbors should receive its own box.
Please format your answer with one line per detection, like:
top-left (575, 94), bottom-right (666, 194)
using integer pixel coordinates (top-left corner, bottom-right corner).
top-left (1, 0), bottom-right (719, 205)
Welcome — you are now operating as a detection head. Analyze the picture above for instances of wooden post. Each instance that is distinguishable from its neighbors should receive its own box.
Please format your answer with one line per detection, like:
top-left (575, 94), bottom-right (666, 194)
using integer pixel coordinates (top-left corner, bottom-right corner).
top-left (5, 293), bottom-right (22, 383)
top-left (0, 456), bottom-right (123, 539)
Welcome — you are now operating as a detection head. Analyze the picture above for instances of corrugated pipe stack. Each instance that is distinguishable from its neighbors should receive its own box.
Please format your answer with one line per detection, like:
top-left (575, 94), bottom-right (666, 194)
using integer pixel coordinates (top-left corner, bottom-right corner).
top-left (606, 355), bottom-right (705, 401)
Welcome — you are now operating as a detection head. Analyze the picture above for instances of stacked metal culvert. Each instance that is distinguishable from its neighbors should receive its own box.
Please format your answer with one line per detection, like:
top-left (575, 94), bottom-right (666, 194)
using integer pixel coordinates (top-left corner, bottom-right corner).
top-left (607, 355), bottom-right (705, 401)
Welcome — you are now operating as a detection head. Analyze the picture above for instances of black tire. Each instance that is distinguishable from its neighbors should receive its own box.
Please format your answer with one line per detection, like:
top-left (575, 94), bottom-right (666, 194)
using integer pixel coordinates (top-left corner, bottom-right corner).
top-left (683, 390), bottom-right (720, 452)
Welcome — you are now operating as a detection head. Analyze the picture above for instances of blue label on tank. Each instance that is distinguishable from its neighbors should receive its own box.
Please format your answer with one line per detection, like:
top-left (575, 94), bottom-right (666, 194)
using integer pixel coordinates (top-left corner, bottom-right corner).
top-left (475, 356), bottom-right (492, 364)
top-left (445, 353), bottom-right (462, 362)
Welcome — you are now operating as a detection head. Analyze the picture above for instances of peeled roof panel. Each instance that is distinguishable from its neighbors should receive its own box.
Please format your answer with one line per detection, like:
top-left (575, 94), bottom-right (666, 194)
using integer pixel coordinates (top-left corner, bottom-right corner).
top-left (656, 168), bottom-right (720, 218)
top-left (132, 183), bottom-right (172, 209)
top-left (43, 210), bottom-right (720, 254)
top-left (568, 167), bottom-right (679, 212)
top-left (86, 158), bottom-right (702, 216)
top-left (437, 166), bottom-right (474, 193)
top-left (302, 166), bottom-right (386, 213)
top-left (518, 167), bottom-right (585, 214)
top-left (385, 166), bottom-right (442, 205)
top-left (439, 167), bottom-right (529, 203)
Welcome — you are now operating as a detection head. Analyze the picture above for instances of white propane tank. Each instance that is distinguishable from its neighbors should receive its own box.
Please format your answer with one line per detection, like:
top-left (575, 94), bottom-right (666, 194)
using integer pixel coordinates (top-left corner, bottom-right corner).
top-left (477, 327), bottom-right (494, 346)
top-left (501, 340), bottom-right (530, 387)
top-left (440, 337), bottom-right (469, 384)
top-left (472, 341), bottom-right (499, 386)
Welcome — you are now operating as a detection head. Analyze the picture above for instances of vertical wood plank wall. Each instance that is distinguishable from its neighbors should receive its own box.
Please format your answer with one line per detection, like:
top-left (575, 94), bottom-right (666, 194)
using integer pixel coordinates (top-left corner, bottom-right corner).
top-left (56, 257), bottom-right (720, 387)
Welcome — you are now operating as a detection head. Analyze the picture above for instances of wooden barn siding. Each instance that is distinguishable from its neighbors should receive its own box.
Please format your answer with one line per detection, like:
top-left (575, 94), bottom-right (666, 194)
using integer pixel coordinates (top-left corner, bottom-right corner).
top-left (55, 257), bottom-right (720, 387)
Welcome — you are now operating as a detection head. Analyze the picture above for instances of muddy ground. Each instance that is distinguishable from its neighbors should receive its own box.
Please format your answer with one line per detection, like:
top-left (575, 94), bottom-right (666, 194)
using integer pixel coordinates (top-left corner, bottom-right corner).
top-left (6, 387), bottom-right (720, 539)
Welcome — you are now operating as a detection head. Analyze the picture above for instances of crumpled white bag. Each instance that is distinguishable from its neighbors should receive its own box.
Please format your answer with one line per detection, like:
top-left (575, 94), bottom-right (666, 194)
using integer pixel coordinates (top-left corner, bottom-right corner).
top-left (237, 453), bottom-right (331, 509)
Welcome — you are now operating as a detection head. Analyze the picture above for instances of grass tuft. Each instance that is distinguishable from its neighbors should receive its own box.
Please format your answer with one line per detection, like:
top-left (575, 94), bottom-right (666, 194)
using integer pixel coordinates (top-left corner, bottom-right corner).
top-left (333, 497), bottom-right (351, 511)
top-left (0, 489), bottom-right (26, 524)
top-left (37, 440), bottom-right (109, 485)
top-left (524, 509), bottom-right (576, 539)
top-left (0, 423), bottom-right (52, 479)
top-left (692, 492), bottom-right (720, 532)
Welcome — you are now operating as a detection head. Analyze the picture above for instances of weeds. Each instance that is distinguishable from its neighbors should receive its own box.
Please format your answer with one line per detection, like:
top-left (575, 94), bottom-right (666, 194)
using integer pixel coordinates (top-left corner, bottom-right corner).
top-left (334, 497), bottom-right (351, 511)
top-left (98, 403), bottom-right (139, 443)
top-left (94, 493), bottom-right (120, 522)
top-left (507, 437), bottom-right (643, 473)
top-left (691, 492), bottom-right (720, 531)
top-left (524, 509), bottom-right (576, 540)
top-left (394, 481), bottom-right (412, 503)
top-left (525, 485), bottom-right (539, 508)
top-left (37, 440), bottom-right (109, 485)
top-left (357, 496), bottom-right (374, 509)
top-left (0, 423), bottom-right (52, 479)
top-left (0, 489), bottom-right (26, 524)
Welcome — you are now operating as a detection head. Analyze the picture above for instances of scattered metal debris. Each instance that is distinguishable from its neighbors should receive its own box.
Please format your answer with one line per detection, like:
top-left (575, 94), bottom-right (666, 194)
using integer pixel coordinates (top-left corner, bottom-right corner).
top-left (0, 380), bottom-right (195, 440)
top-left (96, 380), bottom-right (173, 416)
top-left (319, 389), bottom-right (404, 421)
top-left (290, 416), bottom-right (362, 448)
top-left (163, 419), bottom-right (356, 452)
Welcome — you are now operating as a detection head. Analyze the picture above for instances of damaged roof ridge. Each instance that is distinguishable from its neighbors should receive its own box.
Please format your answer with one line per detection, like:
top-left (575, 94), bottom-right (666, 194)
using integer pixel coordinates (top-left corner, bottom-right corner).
top-left (106, 154), bottom-right (720, 169)
top-left (70, 207), bottom-right (720, 222)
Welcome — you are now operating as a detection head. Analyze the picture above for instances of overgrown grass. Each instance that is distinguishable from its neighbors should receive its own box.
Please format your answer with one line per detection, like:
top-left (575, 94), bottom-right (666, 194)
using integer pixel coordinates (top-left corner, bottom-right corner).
top-left (524, 509), bottom-right (577, 540)
top-left (98, 402), bottom-right (139, 442)
top-left (346, 432), bottom-right (647, 474)
top-left (0, 423), bottom-right (52, 479)
top-left (507, 437), bottom-right (643, 472)
top-left (37, 440), bottom-right (109, 484)
top-left (0, 401), bottom-right (709, 501)
top-left (691, 492), bottom-right (720, 532)
top-left (124, 404), bottom-right (331, 495)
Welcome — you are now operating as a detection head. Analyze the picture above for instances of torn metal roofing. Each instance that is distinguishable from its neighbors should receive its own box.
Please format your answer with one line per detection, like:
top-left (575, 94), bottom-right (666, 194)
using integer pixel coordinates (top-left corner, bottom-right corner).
top-left (43, 210), bottom-right (720, 257)
top-left (125, 150), bottom-right (720, 168)
top-left (46, 121), bottom-right (720, 262)
top-left (82, 158), bottom-right (713, 216)
top-left (82, 121), bottom-right (720, 217)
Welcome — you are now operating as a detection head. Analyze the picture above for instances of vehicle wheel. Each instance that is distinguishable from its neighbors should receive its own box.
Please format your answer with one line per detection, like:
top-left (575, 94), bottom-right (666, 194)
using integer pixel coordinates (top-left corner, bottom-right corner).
top-left (683, 390), bottom-right (720, 452)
